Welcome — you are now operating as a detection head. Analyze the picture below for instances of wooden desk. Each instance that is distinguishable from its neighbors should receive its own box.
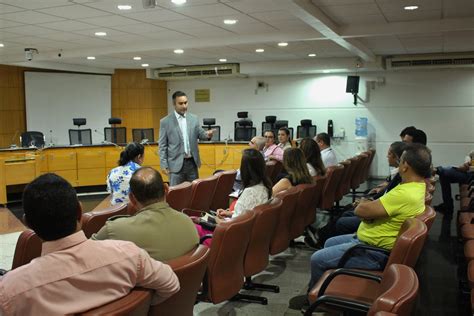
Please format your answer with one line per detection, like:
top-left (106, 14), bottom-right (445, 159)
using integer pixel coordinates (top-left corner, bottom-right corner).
top-left (0, 207), bottom-right (27, 234)
top-left (0, 157), bottom-right (41, 204)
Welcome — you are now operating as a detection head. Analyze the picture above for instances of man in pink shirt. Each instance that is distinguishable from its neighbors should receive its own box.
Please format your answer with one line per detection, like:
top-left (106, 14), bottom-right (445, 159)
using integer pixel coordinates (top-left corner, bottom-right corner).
top-left (263, 130), bottom-right (284, 162)
top-left (0, 173), bottom-right (179, 315)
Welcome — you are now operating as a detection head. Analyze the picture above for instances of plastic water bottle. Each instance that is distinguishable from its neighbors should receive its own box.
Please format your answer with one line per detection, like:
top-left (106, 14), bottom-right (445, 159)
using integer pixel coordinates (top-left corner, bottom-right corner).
top-left (355, 117), bottom-right (368, 137)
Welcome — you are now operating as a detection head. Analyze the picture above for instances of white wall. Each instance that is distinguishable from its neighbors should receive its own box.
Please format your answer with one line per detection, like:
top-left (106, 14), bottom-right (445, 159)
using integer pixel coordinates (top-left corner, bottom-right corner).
top-left (167, 69), bottom-right (474, 177)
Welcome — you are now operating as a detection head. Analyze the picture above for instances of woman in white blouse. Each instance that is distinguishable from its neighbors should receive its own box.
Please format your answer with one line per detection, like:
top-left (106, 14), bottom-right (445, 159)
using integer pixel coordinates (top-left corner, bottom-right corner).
top-left (300, 138), bottom-right (326, 177)
top-left (217, 148), bottom-right (272, 219)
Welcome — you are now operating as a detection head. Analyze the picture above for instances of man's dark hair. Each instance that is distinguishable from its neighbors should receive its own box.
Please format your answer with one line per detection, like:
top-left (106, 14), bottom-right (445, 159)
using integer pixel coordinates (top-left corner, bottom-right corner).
top-left (172, 91), bottom-right (187, 102)
top-left (405, 128), bottom-right (427, 145)
top-left (400, 143), bottom-right (432, 178)
top-left (240, 148), bottom-right (272, 198)
top-left (316, 132), bottom-right (330, 146)
top-left (389, 141), bottom-right (408, 160)
top-left (130, 167), bottom-right (165, 204)
top-left (118, 142), bottom-right (144, 166)
top-left (23, 173), bottom-right (79, 241)
top-left (399, 126), bottom-right (416, 138)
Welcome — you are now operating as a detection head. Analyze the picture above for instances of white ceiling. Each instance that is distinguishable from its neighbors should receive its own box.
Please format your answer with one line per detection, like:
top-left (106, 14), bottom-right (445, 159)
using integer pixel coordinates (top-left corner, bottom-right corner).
top-left (0, 0), bottom-right (473, 74)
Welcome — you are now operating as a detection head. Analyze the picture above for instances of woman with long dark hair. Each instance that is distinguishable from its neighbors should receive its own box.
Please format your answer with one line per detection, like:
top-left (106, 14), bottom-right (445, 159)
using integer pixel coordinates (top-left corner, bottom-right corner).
top-left (272, 147), bottom-right (313, 196)
top-left (300, 137), bottom-right (326, 177)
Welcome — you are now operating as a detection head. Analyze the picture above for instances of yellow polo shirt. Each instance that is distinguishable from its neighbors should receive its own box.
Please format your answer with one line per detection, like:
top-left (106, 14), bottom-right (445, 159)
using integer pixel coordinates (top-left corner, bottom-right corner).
top-left (357, 181), bottom-right (426, 250)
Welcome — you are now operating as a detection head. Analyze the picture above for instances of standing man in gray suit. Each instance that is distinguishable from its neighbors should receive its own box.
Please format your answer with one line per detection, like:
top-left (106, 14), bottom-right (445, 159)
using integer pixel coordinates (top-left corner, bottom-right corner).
top-left (159, 91), bottom-right (213, 186)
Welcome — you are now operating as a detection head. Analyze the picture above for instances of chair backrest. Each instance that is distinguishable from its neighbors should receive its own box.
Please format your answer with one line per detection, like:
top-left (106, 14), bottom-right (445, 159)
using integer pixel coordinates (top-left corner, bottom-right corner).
top-left (202, 125), bottom-right (221, 141)
top-left (189, 175), bottom-right (219, 211)
top-left (11, 229), bottom-right (42, 269)
top-left (319, 164), bottom-right (345, 209)
top-left (334, 159), bottom-right (352, 202)
top-left (234, 126), bottom-right (256, 141)
top-left (305, 175), bottom-right (326, 227)
top-left (149, 244), bottom-right (210, 316)
top-left (69, 129), bottom-right (92, 145)
top-left (132, 128), bottom-right (154, 143)
top-left (270, 186), bottom-right (299, 255)
top-left (386, 218), bottom-right (428, 268)
top-left (347, 156), bottom-right (361, 192)
top-left (368, 264), bottom-right (419, 316)
top-left (210, 170), bottom-right (237, 210)
top-left (81, 203), bottom-right (128, 238)
top-left (350, 153), bottom-right (369, 190)
top-left (416, 205), bottom-right (436, 231)
top-left (363, 148), bottom-right (376, 182)
top-left (105, 127), bottom-right (127, 144)
top-left (244, 198), bottom-right (282, 277)
top-left (265, 161), bottom-right (276, 183)
top-left (290, 183), bottom-right (318, 240)
top-left (21, 131), bottom-right (45, 147)
top-left (270, 160), bottom-right (284, 184)
top-left (78, 288), bottom-right (152, 316)
top-left (424, 192), bottom-right (433, 206)
top-left (296, 125), bottom-right (317, 139)
top-left (166, 181), bottom-right (193, 211)
top-left (205, 211), bottom-right (256, 303)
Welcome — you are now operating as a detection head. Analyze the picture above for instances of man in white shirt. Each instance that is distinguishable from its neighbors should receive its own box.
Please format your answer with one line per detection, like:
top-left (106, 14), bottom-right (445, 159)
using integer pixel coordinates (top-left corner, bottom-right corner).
top-left (315, 132), bottom-right (337, 167)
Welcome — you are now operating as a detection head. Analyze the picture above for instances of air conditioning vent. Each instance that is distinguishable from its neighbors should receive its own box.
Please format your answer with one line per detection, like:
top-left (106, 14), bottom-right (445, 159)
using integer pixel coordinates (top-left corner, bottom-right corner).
top-left (146, 63), bottom-right (243, 80)
top-left (386, 53), bottom-right (474, 69)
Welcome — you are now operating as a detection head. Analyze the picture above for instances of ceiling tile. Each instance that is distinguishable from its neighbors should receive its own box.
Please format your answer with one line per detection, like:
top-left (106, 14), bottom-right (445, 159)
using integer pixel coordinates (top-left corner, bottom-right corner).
top-left (399, 34), bottom-right (443, 53)
top-left (249, 10), bottom-right (299, 22)
top-left (154, 0), bottom-right (219, 9)
top-left (0, 3), bottom-right (25, 13)
top-left (200, 13), bottom-right (260, 27)
top-left (109, 23), bottom-right (167, 34)
top-left (313, 0), bottom-right (375, 5)
top-left (0, 0), bottom-right (72, 10)
top-left (38, 4), bottom-right (110, 19)
top-left (443, 31), bottom-right (474, 52)
top-left (171, 3), bottom-right (241, 18)
top-left (79, 15), bottom-right (141, 27)
top-left (0, 18), bottom-right (23, 28)
top-left (358, 36), bottom-right (406, 54)
top-left (224, 0), bottom-right (286, 14)
top-left (38, 20), bottom-right (97, 31)
top-left (124, 9), bottom-right (187, 23)
top-left (384, 9), bottom-right (441, 22)
top-left (0, 10), bottom-right (65, 24)
top-left (1, 25), bottom-right (60, 36)
top-left (333, 14), bottom-right (387, 25)
top-left (142, 30), bottom-right (194, 40)
top-left (319, 3), bottom-right (381, 17)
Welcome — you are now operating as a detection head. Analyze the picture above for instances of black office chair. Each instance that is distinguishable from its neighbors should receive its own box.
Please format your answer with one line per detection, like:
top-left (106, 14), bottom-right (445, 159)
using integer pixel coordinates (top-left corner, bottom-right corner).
top-left (275, 120), bottom-right (294, 140)
top-left (297, 119), bottom-right (317, 139)
top-left (261, 116), bottom-right (276, 136)
top-left (132, 128), bottom-right (154, 143)
top-left (105, 117), bottom-right (126, 144)
top-left (68, 118), bottom-right (92, 145)
top-left (202, 118), bottom-right (220, 141)
top-left (234, 119), bottom-right (256, 141)
top-left (20, 131), bottom-right (45, 148)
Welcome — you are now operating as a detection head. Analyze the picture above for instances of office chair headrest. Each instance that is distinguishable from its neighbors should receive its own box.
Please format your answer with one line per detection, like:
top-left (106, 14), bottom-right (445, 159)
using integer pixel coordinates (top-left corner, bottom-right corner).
top-left (237, 112), bottom-right (248, 119)
top-left (203, 118), bottom-right (216, 126)
top-left (73, 118), bottom-right (86, 126)
top-left (300, 119), bottom-right (312, 126)
top-left (109, 117), bottom-right (122, 125)
top-left (265, 116), bottom-right (276, 124)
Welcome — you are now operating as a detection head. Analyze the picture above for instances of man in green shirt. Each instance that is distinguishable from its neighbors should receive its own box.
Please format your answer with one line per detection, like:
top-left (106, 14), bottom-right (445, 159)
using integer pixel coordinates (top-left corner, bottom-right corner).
top-left (93, 167), bottom-right (199, 262)
top-left (308, 143), bottom-right (431, 290)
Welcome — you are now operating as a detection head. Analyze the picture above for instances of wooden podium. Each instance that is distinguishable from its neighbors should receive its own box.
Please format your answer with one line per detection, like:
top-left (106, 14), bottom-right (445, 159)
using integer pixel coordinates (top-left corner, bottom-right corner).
top-left (0, 156), bottom-right (41, 205)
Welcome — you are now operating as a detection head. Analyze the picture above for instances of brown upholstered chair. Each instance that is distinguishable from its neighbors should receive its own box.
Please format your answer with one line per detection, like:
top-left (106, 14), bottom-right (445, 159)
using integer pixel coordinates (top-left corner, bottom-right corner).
top-left (305, 175), bottom-right (326, 227)
top-left (270, 187), bottom-right (299, 255)
top-left (334, 159), bottom-right (352, 207)
top-left (78, 288), bottom-right (152, 316)
top-left (198, 211), bottom-right (256, 304)
top-left (166, 181), bottom-right (193, 211)
top-left (319, 164), bottom-right (345, 210)
top-left (265, 161), bottom-right (276, 184)
top-left (189, 175), bottom-right (219, 212)
top-left (363, 148), bottom-right (376, 183)
top-left (149, 244), bottom-right (210, 316)
top-left (210, 170), bottom-right (237, 211)
top-left (11, 229), bottom-right (42, 269)
top-left (305, 264), bottom-right (418, 316)
top-left (290, 183), bottom-right (318, 240)
top-left (416, 205), bottom-right (436, 231)
top-left (81, 203), bottom-right (128, 238)
top-left (270, 160), bottom-right (284, 184)
top-left (350, 153), bottom-right (369, 198)
top-left (232, 198), bottom-right (283, 305)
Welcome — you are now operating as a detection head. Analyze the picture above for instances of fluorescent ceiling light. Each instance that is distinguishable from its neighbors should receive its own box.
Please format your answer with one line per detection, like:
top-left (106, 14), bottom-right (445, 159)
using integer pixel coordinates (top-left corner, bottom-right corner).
top-left (133, 56), bottom-right (142, 60)
top-left (223, 19), bottom-right (238, 25)
top-left (219, 58), bottom-right (227, 62)
top-left (171, 0), bottom-right (186, 4)
top-left (255, 48), bottom-right (264, 53)
top-left (87, 56), bottom-right (95, 60)
top-left (308, 53), bottom-right (316, 57)
top-left (94, 31), bottom-right (107, 36)
top-left (323, 70), bottom-right (330, 73)
top-left (0, 43), bottom-right (4, 47)
top-left (278, 42), bottom-right (288, 47)
top-left (141, 63), bottom-right (149, 67)
top-left (174, 49), bottom-right (184, 54)
top-left (404, 5), bottom-right (419, 10)
top-left (117, 5), bottom-right (132, 10)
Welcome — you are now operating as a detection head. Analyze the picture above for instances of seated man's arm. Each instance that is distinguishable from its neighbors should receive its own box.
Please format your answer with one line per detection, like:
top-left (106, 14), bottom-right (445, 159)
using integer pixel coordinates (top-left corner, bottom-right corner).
top-left (90, 224), bottom-right (109, 240)
top-left (354, 199), bottom-right (388, 221)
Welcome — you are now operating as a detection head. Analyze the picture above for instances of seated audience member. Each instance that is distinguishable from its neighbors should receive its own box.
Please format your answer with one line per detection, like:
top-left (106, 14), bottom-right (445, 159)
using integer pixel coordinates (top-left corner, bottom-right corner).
top-left (277, 127), bottom-right (292, 150)
top-left (273, 148), bottom-right (314, 196)
top-left (93, 167), bottom-right (199, 261)
top-left (232, 135), bottom-right (266, 193)
top-left (0, 174), bottom-right (179, 315)
top-left (399, 126), bottom-right (417, 141)
top-left (314, 132), bottom-right (337, 167)
top-left (300, 137), bottom-right (326, 177)
top-left (263, 130), bottom-right (284, 162)
top-left (434, 150), bottom-right (474, 217)
top-left (307, 143), bottom-right (431, 290)
top-left (107, 142), bottom-right (144, 205)
top-left (403, 128), bottom-right (427, 145)
top-left (249, 135), bottom-right (266, 153)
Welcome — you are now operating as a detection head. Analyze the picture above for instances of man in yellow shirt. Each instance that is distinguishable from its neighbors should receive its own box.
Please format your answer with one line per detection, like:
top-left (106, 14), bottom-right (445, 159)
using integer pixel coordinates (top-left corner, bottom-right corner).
top-left (308, 143), bottom-right (431, 290)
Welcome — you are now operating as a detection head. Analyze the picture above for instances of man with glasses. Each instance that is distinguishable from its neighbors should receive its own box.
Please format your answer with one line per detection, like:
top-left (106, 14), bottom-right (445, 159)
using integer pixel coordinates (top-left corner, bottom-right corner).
top-left (263, 130), bottom-right (283, 162)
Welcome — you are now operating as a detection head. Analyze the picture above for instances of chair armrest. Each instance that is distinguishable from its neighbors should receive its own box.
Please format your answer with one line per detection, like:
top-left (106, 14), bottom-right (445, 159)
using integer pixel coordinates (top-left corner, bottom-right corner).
top-left (182, 208), bottom-right (204, 217)
top-left (317, 268), bottom-right (382, 298)
top-left (304, 295), bottom-right (371, 316)
top-left (0, 269), bottom-right (8, 276)
top-left (337, 244), bottom-right (390, 268)
top-left (200, 234), bottom-right (213, 244)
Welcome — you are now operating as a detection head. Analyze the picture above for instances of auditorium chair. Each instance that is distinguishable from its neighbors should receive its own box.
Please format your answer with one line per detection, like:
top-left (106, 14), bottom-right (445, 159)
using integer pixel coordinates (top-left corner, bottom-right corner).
top-left (261, 115), bottom-right (277, 136)
top-left (132, 128), bottom-right (154, 143)
top-left (166, 181), bottom-right (193, 211)
top-left (202, 118), bottom-right (221, 141)
top-left (11, 229), bottom-right (42, 269)
top-left (350, 153), bottom-right (369, 201)
top-left (318, 164), bottom-right (345, 211)
top-left (265, 161), bottom-right (276, 183)
top-left (78, 288), bottom-right (152, 316)
top-left (363, 148), bottom-right (376, 183)
top-left (232, 199), bottom-right (282, 305)
top-left (210, 170), bottom-right (237, 211)
top-left (20, 131), bottom-right (45, 148)
top-left (333, 159), bottom-right (352, 208)
top-left (305, 264), bottom-right (419, 316)
top-left (274, 120), bottom-right (294, 140)
top-left (290, 183), bottom-right (318, 240)
top-left (270, 160), bottom-right (284, 184)
top-left (270, 187), bottom-right (299, 255)
top-left (149, 244), bottom-right (210, 316)
top-left (81, 203), bottom-right (128, 238)
top-left (296, 119), bottom-right (317, 139)
top-left (416, 205), bottom-right (436, 232)
top-left (304, 175), bottom-right (327, 245)
top-left (198, 211), bottom-right (256, 304)
top-left (186, 175), bottom-right (219, 213)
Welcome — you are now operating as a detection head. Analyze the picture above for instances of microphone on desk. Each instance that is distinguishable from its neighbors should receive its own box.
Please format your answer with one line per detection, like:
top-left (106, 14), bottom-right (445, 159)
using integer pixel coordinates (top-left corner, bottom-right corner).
top-left (48, 130), bottom-right (55, 146)
top-left (140, 138), bottom-right (149, 145)
top-left (94, 129), bottom-right (121, 148)
top-left (10, 131), bottom-right (19, 148)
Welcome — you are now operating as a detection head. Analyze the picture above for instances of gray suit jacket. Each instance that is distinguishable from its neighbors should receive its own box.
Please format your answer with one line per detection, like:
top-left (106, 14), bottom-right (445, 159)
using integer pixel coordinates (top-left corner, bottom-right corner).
top-left (158, 112), bottom-right (209, 173)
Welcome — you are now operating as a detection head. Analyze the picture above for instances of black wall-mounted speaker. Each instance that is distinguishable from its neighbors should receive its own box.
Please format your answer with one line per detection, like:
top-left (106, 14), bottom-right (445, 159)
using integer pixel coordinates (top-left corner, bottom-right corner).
top-left (346, 75), bottom-right (360, 94)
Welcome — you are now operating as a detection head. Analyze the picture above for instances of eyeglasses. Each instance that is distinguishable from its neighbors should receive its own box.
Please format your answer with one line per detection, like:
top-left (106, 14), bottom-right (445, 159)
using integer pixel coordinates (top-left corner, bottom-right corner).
top-left (265, 135), bottom-right (274, 138)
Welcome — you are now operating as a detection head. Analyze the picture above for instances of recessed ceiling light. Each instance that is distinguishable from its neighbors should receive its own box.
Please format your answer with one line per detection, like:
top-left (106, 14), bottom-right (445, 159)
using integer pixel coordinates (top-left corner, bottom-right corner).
top-left (223, 19), bottom-right (238, 25)
top-left (87, 56), bottom-right (95, 60)
top-left (404, 5), bottom-right (419, 10)
top-left (171, 0), bottom-right (186, 4)
top-left (174, 49), bottom-right (184, 54)
top-left (141, 63), bottom-right (149, 67)
top-left (219, 58), bottom-right (227, 62)
top-left (255, 48), bottom-right (264, 53)
top-left (133, 56), bottom-right (142, 60)
top-left (278, 42), bottom-right (288, 47)
top-left (308, 53), bottom-right (316, 57)
top-left (94, 31), bottom-right (107, 36)
top-left (117, 5), bottom-right (132, 10)
top-left (323, 70), bottom-right (330, 73)
top-left (0, 43), bottom-right (4, 48)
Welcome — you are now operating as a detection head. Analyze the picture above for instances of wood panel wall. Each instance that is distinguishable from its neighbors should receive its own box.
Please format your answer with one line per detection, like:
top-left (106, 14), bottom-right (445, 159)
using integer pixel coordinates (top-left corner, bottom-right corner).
top-left (111, 69), bottom-right (168, 142)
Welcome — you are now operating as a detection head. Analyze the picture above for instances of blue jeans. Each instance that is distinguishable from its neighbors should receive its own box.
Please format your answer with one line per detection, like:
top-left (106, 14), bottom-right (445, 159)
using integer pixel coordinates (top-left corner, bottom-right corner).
top-left (437, 166), bottom-right (472, 210)
top-left (308, 234), bottom-right (388, 290)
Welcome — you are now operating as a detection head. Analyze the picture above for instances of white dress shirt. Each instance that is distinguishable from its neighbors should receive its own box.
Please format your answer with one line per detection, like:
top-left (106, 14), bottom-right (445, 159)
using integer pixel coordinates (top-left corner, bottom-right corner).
top-left (175, 111), bottom-right (190, 156)
top-left (321, 147), bottom-right (337, 167)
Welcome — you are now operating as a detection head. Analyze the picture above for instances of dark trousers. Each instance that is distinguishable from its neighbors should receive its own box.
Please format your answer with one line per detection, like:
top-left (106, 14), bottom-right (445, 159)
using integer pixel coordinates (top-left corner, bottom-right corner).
top-left (335, 210), bottom-right (361, 235)
top-left (437, 166), bottom-right (472, 210)
top-left (169, 158), bottom-right (199, 186)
